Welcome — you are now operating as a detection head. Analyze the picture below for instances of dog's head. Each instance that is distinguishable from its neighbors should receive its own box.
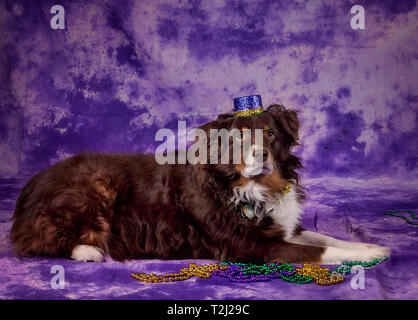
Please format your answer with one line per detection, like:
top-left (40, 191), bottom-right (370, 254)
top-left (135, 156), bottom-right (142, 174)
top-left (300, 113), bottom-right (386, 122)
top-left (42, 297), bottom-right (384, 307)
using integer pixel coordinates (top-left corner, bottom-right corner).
top-left (197, 104), bottom-right (302, 188)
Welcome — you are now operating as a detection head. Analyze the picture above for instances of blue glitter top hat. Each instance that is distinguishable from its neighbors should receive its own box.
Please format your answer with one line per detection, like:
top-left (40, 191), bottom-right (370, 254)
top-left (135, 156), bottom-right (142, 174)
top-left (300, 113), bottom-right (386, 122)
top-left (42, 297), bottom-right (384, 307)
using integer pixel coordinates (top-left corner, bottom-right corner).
top-left (233, 95), bottom-right (264, 117)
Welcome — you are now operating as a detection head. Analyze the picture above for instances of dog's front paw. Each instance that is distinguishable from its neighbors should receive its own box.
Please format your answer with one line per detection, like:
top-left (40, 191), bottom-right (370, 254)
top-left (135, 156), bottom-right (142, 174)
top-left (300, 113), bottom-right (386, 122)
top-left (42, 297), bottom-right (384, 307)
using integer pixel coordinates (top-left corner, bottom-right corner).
top-left (355, 245), bottom-right (391, 262)
top-left (321, 246), bottom-right (390, 265)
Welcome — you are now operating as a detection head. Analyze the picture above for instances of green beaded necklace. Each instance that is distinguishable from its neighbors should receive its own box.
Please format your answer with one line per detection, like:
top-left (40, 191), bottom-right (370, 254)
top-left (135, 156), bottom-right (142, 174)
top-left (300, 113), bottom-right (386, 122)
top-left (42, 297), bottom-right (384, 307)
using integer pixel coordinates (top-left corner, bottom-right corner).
top-left (331, 256), bottom-right (388, 277)
top-left (385, 209), bottom-right (418, 226)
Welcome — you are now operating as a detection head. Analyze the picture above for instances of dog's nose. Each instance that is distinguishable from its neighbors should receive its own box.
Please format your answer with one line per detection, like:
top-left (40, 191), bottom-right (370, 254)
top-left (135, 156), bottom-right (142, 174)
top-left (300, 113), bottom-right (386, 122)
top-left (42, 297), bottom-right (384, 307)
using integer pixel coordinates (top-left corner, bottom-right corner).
top-left (263, 149), bottom-right (269, 161)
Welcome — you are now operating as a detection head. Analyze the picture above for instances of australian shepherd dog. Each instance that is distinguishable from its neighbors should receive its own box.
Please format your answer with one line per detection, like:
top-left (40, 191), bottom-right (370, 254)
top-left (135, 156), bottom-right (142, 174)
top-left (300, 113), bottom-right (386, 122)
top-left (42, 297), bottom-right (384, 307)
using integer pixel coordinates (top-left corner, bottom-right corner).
top-left (10, 104), bottom-right (390, 264)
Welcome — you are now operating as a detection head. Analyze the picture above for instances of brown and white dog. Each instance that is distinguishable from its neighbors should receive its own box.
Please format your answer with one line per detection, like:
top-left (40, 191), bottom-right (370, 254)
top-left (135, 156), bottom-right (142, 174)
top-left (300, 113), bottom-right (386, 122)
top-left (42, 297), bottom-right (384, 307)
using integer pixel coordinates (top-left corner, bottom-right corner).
top-left (10, 105), bottom-right (390, 263)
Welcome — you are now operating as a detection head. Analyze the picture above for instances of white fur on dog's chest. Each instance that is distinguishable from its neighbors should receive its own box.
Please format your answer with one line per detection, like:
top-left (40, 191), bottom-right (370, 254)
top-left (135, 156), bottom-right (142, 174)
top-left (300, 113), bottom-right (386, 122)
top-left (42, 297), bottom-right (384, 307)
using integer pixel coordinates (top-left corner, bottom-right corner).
top-left (266, 188), bottom-right (302, 241)
top-left (232, 182), bottom-right (302, 241)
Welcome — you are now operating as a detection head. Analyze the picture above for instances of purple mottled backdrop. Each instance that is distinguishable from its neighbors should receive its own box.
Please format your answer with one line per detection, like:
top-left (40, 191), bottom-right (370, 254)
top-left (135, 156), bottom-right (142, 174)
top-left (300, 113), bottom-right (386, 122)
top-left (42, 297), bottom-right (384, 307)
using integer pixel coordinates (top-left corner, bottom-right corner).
top-left (0, 0), bottom-right (417, 300)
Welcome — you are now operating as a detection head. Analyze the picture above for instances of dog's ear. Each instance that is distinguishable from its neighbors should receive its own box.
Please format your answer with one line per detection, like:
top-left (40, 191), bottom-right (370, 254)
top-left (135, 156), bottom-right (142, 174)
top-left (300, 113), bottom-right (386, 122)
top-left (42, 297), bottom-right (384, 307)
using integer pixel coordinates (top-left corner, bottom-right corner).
top-left (266, 104), bottom-right (300, 146)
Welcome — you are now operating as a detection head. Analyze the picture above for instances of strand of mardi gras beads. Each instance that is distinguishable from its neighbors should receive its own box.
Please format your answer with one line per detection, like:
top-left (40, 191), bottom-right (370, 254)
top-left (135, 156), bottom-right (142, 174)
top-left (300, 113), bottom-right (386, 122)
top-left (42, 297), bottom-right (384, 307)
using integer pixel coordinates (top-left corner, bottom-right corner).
top-left (131, 263), bottom-right (227, 283)
top-left (330, 256), bottom-right (389, 277)
top-left (216, 262), bottom-right (344, 285)
top-left (215, 262), bottom-right (313, 284)
top-left (385, 209), bottom-right (418, 226)
top-left (131, 257), bottom-right (388, 285)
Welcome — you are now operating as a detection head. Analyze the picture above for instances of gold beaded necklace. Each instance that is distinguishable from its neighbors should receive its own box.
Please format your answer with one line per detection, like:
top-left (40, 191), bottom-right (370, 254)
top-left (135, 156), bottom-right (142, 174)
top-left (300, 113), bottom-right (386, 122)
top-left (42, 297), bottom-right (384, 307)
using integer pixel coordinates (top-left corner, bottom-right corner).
top-left (131, 263), bottom-right (227, 283)
top-left (295, 264), bottom-right (345, 285)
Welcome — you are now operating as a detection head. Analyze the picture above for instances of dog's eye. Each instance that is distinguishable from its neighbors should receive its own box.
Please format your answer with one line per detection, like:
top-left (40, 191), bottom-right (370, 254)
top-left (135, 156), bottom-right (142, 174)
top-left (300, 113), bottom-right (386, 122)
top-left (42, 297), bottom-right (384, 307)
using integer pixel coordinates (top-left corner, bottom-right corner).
top-left (267, 129), bottom-right (274, 137)
top-left (236, 132), bottom-right (243, 140)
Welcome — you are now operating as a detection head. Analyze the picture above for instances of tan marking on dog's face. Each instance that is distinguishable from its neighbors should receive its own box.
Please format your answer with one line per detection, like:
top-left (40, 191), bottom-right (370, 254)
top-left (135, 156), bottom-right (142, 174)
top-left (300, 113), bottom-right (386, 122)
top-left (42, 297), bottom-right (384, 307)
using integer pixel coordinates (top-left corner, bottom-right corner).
top-left (256, 170), bottom-right (287, 197)
top-left (232, 175), bottom-right (251, 188)
top-left (233, 168), bottom-right (287, 197)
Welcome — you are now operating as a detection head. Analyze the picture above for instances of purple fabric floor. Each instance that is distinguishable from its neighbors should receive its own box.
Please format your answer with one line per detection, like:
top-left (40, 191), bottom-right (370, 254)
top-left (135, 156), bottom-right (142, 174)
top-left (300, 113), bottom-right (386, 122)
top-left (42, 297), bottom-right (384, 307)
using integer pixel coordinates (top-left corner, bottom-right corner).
top-left (1, 176), bottom-right (417, 300)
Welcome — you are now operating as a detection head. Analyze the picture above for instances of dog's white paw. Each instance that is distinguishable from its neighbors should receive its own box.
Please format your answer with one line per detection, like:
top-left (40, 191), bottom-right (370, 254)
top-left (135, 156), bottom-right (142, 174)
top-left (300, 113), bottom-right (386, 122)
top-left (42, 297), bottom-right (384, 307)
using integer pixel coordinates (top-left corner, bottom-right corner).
top-left (353, 245), bottom-right (391, 262)
top-left (321, 246), bottom-right (390, 265)
top-left (71, 245), bottom-right (104, 262)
